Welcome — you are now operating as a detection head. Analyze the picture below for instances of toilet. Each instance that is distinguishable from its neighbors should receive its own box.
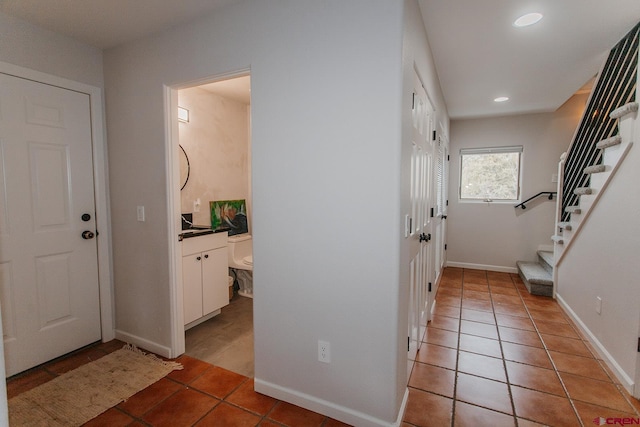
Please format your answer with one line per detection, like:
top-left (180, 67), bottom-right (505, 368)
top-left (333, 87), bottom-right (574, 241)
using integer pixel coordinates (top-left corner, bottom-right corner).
top-left (228, 234), bottom-right (253, 297)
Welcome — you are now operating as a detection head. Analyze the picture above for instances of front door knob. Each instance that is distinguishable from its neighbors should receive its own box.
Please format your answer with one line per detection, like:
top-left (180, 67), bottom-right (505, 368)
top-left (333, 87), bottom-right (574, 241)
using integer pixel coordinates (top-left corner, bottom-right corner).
top-left (82, 230), bottom-right (95, 240)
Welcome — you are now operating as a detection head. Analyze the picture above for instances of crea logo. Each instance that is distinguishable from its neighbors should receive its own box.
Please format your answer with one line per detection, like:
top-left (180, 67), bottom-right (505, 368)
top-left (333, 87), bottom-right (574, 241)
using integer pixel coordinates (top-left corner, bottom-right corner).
top-left (593, 417), bottom-right (640, 425)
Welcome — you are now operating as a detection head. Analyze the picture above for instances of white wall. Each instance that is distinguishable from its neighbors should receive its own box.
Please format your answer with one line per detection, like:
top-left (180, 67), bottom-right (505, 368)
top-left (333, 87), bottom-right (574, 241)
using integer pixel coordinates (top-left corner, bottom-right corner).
top-left (178, 87), bottom-right (250, 227)
top-left (557, 112), bottom-right (640, 391)
top-left (447, 94), bottom-right (587, 271)
top-left (0, 11), bottom-right (103, 88)
top-left (103, 1), bottom-right (413, 424)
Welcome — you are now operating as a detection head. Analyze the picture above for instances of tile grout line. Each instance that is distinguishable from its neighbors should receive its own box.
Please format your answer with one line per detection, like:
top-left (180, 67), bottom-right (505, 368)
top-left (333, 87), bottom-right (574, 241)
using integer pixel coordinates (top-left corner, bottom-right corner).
top-left (487, 272), bottom-right (519, 427)
top-left (448, 270), bottom-right (464, 427)
top-left (512, 274), bottom-right (585, 427)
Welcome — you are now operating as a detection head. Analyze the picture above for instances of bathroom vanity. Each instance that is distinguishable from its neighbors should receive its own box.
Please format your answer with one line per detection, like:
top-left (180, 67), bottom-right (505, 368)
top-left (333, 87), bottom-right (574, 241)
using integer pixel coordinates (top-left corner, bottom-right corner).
top-left (181, 230), bottom-right (229, 329)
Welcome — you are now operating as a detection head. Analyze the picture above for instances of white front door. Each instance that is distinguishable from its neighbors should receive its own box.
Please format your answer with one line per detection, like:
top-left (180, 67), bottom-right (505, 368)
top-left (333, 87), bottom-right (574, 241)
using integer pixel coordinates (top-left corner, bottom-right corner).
top-left (0, 73), bottom-right (101, 376)
top-left (408, 71), bottom-right (434, 371)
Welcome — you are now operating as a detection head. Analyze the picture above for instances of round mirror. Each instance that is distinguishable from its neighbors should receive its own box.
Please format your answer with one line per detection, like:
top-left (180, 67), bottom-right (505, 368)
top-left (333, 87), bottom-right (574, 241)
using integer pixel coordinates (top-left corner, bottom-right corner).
top-left (179, 145), bottom-right (190, 190)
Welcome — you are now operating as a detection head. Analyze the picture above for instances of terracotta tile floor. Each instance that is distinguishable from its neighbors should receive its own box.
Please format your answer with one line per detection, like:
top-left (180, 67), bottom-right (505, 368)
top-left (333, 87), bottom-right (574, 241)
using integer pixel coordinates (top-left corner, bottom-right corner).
top-left (6, 341), bottom-right (349, 426)
top-left (404, 267), bottom-right (640, 427)
top-left (8, 267), bottom-right (640, 426)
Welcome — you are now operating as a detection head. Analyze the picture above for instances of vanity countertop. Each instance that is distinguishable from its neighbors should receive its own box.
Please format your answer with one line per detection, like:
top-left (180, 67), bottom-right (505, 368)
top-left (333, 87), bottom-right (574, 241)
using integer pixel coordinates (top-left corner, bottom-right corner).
top-left (180, 226), bottom-right (230, 240)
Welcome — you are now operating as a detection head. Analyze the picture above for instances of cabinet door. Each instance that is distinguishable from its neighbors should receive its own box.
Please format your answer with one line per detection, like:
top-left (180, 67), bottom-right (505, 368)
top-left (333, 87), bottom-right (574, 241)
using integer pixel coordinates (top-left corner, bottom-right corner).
top-left (202, 247), bottom-right (229, 316)
top-left (183, 253), bottom-right (203, 325)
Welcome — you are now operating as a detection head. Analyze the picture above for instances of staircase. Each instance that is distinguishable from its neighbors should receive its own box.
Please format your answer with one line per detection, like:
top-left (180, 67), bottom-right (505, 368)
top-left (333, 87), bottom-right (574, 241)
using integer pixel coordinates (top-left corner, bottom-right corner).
top-left (553, 102), bottom-right (637, 263)
top-left (516, 251), bottom-right (554, 296)
top-left (516, 102), bottom-right (637, 296)
top-left (516, 22), bottom-right (638, 297)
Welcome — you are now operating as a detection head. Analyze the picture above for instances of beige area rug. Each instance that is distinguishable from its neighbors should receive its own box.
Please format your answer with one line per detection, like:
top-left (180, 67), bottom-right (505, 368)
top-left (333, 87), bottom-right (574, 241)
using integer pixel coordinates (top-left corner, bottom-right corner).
top-left (8, 345), bottom-right (183, 427)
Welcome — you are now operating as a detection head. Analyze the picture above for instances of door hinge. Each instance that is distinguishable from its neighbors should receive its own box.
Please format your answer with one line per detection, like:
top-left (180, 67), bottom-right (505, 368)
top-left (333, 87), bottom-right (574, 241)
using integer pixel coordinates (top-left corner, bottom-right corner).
top-left (412, 93), bottom-right (415, 110)
top-left (447, 154), bottom-right (450, 161)
top-left (430, 207), bottom-right (434, 218)
top-left (408, 336), bottom-right (410, 351)
top-left (637, 337), bottom-right (640, 352)
top-left (428, 282), bottom-right (432, 292)
top-left (445, 244), bottom-right (447, 250)
top-left (446, 200), bottom-right (449, 206)
top-left (432, 130), bottom-right (436, 141)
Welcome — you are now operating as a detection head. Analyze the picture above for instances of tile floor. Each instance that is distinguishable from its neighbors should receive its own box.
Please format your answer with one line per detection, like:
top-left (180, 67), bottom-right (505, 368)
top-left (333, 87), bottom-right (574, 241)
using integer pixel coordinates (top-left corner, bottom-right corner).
top-left (403, 267), bottom-right (640, 427)
top-left (6, 340), bottom-right (349, 426)
top-left (7, 267), bottom-right (640, 426)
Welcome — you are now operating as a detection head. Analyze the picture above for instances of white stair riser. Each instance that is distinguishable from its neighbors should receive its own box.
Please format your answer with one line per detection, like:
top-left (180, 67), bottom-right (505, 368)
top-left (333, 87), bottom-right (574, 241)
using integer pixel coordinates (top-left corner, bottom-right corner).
top-left (588, 172), bottom-right (608, 190)
top-left (561, 227), bottom-right (573, 241)
top-left (578, 193), bottom-right (596, 213)
top-left (603, 142), bottom-right (627, 166)
top-left (618, 113), bottom-right (637, 142)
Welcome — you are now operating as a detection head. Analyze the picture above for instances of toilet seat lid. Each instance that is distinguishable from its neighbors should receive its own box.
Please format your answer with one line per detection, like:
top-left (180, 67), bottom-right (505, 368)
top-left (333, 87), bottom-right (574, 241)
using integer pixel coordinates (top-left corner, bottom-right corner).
top-left (243, 255), bottom-right (253, 265)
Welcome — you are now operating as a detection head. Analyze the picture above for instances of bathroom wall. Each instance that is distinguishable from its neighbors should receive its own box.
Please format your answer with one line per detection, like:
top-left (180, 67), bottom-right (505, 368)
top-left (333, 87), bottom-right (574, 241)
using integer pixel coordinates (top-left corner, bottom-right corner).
top-left (178, 87), bottom-right (250, 227)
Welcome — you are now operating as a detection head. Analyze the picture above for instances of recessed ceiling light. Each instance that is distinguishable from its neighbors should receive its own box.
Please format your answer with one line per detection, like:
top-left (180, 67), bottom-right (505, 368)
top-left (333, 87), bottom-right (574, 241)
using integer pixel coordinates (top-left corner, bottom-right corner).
top-left (494, 96), bottom-right (509, 103)
top-left (514, 12), bottom-right (543, 27)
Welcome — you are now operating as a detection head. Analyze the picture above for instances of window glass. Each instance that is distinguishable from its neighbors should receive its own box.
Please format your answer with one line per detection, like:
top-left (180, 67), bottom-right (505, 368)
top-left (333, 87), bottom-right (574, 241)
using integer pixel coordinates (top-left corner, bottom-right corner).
top-left (459, 147), bottom-right (522, 201)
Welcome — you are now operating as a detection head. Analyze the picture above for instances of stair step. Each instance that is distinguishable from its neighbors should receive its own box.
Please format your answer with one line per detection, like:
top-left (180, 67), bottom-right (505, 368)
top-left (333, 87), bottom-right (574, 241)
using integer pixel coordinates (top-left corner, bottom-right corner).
top-left (551, 235), bottom-right (564, 244)
top-left (583, 164), bottom-right (606, 174)
top-left (610, 102), bottom-right (639, 119)
top-left (574, 187), bottom-right (592, 196)
top-left (516, 261), bottom-right (553, 296)
top-left (596, 135), bottom-right (622, 149)
top-left (565, 206), bottom-right (581, 214)
top-left (537, 250), bottom-right (554, 274)
top-left (557, 221), bottom-right (572, 231)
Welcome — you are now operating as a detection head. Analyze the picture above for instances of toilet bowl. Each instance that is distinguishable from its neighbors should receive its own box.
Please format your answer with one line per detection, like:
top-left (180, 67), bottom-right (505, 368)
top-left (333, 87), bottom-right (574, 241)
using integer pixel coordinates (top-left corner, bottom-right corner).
top-left (228, 234), bottom-right (253, 297)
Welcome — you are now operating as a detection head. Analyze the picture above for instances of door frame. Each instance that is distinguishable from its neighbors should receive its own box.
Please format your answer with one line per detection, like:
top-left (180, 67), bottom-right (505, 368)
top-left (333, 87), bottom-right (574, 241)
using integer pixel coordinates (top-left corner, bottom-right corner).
top-left (0, 61), bottom-right (114, 348)
top-left (164, 68), bottom-right (250, 358)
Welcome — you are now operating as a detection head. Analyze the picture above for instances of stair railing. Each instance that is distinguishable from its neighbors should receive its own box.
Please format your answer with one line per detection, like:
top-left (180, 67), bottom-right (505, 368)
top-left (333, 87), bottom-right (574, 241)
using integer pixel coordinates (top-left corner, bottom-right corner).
top-left (560, 23), bottom-right (639, 222)
top-left (514, 191), bottom-right (557, 210)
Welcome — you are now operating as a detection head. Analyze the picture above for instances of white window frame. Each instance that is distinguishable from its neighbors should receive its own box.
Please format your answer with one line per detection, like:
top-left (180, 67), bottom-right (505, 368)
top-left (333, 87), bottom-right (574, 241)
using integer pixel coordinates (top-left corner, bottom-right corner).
top-left (458, 146), bottom-right (523, 203)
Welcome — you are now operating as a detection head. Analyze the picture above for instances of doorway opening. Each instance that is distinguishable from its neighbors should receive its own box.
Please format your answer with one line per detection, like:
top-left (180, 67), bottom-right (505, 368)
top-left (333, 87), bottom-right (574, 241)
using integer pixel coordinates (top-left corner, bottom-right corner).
top-left (170, 72), bottom-right (254, 377)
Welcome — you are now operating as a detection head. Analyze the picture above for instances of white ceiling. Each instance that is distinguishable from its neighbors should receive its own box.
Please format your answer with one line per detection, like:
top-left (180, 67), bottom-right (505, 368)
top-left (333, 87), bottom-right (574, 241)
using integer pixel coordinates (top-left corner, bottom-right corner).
top-left (1, 1), bottom-right (639, 119)
top-left (200, 76), bottom-right (251, 105)
top-left (419, 0), bottom-right (640, 119)
top-left (0, 0), bottom-right (238, 49)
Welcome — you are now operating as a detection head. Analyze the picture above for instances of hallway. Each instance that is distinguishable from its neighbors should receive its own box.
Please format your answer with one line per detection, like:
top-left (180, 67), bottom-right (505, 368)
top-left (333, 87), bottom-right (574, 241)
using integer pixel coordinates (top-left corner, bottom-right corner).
top-left (403, 267), bottom-right (640, 426)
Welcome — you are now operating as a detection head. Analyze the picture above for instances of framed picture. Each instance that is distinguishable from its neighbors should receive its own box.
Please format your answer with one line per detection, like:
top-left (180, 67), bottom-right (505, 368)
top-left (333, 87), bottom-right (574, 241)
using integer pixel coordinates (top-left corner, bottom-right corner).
top-left (210, 199), bottom-right (248, 235)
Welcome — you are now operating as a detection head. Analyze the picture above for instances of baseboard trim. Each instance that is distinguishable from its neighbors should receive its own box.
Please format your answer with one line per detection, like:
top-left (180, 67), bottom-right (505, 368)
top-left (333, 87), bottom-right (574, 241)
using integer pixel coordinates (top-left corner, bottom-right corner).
top-left (254, 378), bottom-right (408, 427)
top-left (114, 329), bottom-right (172, 359)
top-left (446, 261), bottom-right (517, 274)
top-left (556, 294), bottom-right (635, 394)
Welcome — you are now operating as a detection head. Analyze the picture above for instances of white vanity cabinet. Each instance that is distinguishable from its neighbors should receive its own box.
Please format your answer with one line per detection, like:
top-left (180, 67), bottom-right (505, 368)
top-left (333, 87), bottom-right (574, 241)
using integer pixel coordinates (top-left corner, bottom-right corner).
top-left (182, 232), bottom-right (229, 327)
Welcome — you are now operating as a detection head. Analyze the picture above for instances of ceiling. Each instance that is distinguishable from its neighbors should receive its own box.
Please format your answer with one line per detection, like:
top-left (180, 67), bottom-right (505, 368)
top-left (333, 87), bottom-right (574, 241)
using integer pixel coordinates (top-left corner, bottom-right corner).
top-left (419, 0), bottom-right (640, 119)
top-left (200, 76), bottom-right (251, 105)
top-left (0, 0), bottom-right (238, 50)
top-left (1, 1), bottom-right (639, 119)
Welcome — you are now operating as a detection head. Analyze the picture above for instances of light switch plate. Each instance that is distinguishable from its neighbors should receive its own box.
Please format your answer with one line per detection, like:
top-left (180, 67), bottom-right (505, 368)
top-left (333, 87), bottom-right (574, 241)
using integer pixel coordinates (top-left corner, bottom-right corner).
top-left (137, 206), bottom-right (145, 222)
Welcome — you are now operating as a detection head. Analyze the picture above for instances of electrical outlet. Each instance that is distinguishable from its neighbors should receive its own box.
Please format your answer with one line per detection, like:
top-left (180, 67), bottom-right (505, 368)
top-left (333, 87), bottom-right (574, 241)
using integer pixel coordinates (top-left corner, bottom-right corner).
top-left (318, 340), bottom-right (331, 363)
top-left (596, 296), bottom-right (602, 314)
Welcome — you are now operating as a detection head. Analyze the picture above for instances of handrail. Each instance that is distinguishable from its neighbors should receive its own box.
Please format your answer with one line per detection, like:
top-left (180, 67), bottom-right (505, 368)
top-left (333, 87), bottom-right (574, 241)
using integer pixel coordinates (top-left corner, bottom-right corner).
top-left (514, 191), bottom-right (557, 210)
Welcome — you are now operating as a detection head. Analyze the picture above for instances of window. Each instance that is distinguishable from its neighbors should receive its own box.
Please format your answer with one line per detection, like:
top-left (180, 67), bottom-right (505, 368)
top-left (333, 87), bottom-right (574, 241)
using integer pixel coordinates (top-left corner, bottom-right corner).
top-left (459, 146), bottom-right (522, 201)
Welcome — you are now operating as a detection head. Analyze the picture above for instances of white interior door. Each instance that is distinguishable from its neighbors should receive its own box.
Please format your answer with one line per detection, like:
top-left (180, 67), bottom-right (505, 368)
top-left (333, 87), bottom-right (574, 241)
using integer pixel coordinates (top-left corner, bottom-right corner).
top-left (0, 73), bottom-right (101, 376)
top-left (408, 71), bottom-right (433, 371)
